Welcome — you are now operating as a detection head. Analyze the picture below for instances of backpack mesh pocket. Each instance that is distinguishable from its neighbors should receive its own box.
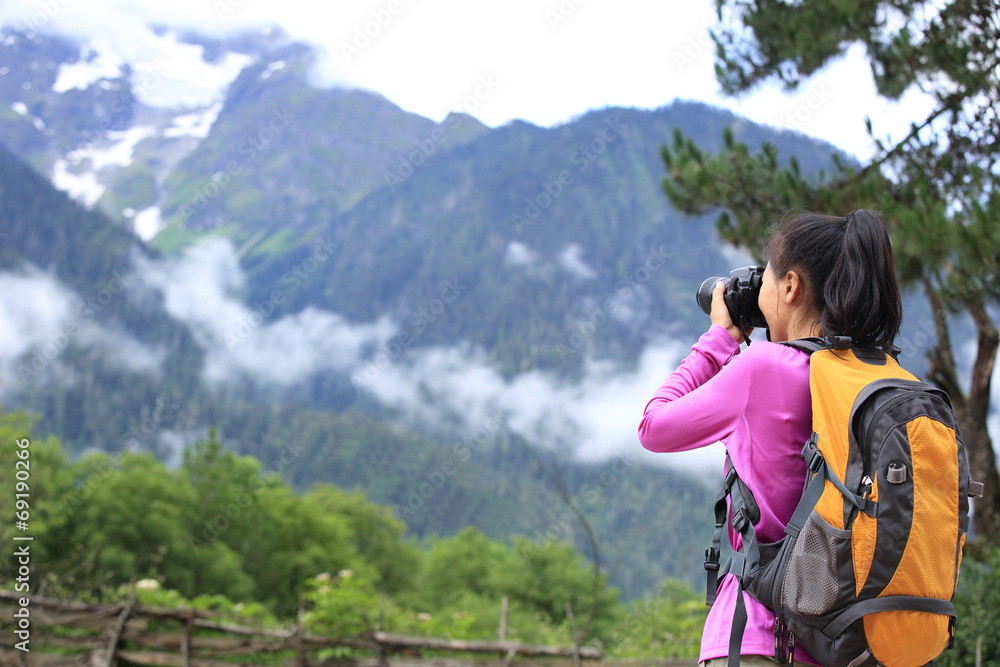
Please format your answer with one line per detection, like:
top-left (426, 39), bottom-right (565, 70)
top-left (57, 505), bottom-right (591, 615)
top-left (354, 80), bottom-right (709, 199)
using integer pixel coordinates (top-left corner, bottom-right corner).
top-left (781, 512), bottom-right (843, 615)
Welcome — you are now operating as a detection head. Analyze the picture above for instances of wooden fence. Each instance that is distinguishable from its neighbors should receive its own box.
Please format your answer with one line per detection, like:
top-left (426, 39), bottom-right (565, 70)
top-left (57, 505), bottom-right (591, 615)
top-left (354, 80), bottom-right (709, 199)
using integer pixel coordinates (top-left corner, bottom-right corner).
top-left (0, 591), bottom-right (696, 667)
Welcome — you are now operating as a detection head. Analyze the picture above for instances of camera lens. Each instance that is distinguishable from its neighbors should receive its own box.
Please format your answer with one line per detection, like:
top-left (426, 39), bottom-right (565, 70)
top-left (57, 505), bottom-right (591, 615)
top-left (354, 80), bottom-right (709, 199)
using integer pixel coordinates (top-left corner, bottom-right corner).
top-left (697, 276), bottom-right (725, 316)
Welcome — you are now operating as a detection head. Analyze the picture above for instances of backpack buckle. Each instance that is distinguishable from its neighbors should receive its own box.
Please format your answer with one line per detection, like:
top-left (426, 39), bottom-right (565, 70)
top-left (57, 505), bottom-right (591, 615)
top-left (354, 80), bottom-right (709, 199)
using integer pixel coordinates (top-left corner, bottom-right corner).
top-left (828, 335), bottom-right (852, 349)
top-left (732, 507), bottom-right (750, 533)
top-left (806, 448), bottom-right (825, 472)
top-left (724, 465), bottom-right (739, 490)
top-left (704, 546), bottom-right (720, 572)
top-left (801, 435), bottom-right (824, 472)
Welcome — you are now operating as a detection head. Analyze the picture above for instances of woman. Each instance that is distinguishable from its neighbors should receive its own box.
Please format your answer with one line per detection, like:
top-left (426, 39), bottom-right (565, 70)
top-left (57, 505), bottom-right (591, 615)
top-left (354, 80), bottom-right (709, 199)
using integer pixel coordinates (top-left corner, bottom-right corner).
top-left (638, 210), bottom-right (902, 666)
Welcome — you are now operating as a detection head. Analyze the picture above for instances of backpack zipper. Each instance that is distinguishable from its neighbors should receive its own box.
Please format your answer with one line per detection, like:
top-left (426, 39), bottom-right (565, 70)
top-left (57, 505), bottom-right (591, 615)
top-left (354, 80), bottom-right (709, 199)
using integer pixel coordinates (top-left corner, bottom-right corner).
top-left (773, 617), bottom-right (795, 665)
top-left (860, 392), bottom-right (909, 475)
top-left (859, 390), bottom-right (952, 485)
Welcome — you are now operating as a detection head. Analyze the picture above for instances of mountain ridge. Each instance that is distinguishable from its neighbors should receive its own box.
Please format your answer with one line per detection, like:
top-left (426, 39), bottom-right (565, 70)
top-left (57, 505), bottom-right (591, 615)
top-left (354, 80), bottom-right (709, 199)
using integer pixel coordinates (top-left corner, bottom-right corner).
top-left (0, 25), bottom-right (868, 603)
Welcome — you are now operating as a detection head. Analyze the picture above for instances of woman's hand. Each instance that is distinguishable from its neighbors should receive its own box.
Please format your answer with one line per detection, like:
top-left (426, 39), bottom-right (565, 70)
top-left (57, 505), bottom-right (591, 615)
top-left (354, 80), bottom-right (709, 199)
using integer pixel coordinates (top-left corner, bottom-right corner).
top-left (711, 281), bottom-right (749, 343)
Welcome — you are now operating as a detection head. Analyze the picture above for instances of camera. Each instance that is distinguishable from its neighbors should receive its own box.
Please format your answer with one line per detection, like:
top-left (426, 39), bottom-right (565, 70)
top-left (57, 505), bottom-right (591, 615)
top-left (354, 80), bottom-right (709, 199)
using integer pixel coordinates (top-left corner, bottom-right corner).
top-left (696, 266), bottom-right (768, 334)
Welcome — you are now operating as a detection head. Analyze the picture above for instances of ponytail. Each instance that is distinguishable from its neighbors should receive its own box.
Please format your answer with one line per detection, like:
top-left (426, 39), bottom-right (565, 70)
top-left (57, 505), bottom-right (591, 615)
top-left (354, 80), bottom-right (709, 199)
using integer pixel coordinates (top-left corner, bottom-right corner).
top-left (766, 209), bottom-right (902, 350)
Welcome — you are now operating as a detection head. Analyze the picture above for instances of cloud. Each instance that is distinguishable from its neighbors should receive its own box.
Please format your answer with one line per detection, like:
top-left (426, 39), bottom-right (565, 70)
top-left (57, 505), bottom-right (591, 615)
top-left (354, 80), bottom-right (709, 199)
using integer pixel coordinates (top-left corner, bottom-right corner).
top-left (0, 267), bottom-right (164, 396)
top-left (0, 0), bottom-right (350, 101)
top-left (83, 324), bottom-right (165, 374)
top-left (0, 0), bottom-right (938, 160)
top-left (356, 339), bottom-right (725, 474)
top-left (504, 241), bottom-right (538, 266)
top-left (557, 243), bottom-right (596, 280)
top-left (135, 238), bottom-right (398, 387)
top-left (0, 269), bottom-right (76, 364)
top-left (156, 428), bottom-right (207, 469)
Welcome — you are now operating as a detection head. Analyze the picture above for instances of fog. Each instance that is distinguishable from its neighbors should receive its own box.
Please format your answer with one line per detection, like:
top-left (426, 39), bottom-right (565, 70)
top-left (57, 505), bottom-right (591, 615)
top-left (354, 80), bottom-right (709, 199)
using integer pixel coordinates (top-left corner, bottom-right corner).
top-left (0, 267), bottom-right (164, 399)
top-left (134, 238), bottom-right (397, 387)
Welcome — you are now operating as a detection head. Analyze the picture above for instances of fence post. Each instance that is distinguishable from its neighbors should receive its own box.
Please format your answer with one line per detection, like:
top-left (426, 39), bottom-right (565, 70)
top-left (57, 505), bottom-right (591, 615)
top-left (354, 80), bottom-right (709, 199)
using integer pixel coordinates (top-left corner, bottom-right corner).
top-left (362, 612), bottom-right (389, 667)
top-left (499, 596), bottom-right (509, 642)
top-left (181, 618), bottom-right (192, 667)
top-left (295, 598), bottom-right (306, 667)
top-left (103, 582), bottom-right (136, 667)
top-left (500, 595), bottom-right (517, 667)
top-left (565, 603), bottom-right (581, 667)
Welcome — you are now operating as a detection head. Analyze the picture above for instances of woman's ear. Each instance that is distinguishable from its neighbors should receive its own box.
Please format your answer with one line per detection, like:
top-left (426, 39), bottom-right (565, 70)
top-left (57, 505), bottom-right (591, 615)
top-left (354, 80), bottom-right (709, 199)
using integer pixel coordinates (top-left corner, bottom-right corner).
top-left (783, 270), bottom-right (806, 307)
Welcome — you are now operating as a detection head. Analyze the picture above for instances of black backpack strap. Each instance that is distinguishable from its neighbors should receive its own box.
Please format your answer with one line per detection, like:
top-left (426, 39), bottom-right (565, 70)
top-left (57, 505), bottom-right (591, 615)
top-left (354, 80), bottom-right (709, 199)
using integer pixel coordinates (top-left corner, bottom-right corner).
top-left (706, 458), bottom-right (736, 605)
top-left (705, 455), bottom-right (767, 667)
top-left (705, 481), bottom-right (726, 606)
top-left (800, 436), bottom-right (876, 518)
top-left (780, 337), bottom-right (828, 355)
top-left (706, 455), bottom-right (760, 604)
top-left (729, 582), bottom-right (750, 667)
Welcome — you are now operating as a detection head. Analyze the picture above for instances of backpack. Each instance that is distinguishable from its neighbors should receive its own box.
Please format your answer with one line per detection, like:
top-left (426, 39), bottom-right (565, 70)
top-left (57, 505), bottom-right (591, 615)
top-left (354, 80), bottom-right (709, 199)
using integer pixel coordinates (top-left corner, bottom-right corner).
top-left (704, 336), bottom-right (984, 667)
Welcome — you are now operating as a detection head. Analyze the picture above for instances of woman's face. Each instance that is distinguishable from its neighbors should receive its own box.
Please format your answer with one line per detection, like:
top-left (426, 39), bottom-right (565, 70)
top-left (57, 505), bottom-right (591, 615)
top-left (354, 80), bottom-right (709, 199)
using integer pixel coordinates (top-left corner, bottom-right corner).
top-left (759, 261), bottom-right (816, 341)
top-left (758, 262), bottom-right (788, 342)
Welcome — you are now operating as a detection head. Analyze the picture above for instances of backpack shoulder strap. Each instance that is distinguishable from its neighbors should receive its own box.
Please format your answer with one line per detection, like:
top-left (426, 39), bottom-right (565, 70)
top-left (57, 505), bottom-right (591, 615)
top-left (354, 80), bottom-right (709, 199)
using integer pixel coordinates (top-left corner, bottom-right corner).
top-left (706, 456), bottom-right (761, 605)
top-left (780, 336), bottom-right (845, 355)
top-left (705, 456), bottom-right (772, 667)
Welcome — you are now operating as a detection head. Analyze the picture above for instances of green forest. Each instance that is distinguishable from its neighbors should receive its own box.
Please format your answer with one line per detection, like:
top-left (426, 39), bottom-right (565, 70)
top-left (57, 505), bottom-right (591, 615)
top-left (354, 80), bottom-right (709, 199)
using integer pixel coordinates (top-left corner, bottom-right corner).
top-left (1, 406), bottom-right (998, 664)
top-left (0, 408), bottom-right (710, 659)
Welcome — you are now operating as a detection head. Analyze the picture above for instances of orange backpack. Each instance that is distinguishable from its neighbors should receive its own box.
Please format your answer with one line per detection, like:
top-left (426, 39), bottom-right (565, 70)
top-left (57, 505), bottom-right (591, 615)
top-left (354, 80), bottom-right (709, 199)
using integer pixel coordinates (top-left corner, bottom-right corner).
top-left (705, 337), bottom-right (983, 667)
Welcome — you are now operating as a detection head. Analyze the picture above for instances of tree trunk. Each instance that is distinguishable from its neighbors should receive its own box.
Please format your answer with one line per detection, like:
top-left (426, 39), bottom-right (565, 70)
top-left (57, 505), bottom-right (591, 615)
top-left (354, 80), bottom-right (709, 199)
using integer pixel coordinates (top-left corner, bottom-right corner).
top-left (961, 298), bottom-right (1000, 545)
top-left (959, 410), bottom-right (1000, 544)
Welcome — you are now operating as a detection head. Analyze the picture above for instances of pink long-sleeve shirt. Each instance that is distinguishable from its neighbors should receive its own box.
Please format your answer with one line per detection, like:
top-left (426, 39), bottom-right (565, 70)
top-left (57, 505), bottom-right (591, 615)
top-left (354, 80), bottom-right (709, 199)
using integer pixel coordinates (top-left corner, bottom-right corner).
top-left (638, 325), bottom-right (818, 665)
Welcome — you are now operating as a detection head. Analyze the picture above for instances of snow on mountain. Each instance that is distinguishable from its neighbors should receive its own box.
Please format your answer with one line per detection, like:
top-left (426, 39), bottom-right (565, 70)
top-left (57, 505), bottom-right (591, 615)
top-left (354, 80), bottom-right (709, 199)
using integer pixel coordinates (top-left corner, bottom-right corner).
top-left (131, 206), bottom-right (163, 242)
top-left (163, 102), bottom-right (224, 139)
top-left (53, 31), bottom-right (253, 110)
top-left (51, 37), bottom-right (126, 94)
top-left (0, 27), bottom-right (279, 238)
top-left (51, 157), bottom-right (104, 206)
top-left (9, 99), bottom-right (44, 130)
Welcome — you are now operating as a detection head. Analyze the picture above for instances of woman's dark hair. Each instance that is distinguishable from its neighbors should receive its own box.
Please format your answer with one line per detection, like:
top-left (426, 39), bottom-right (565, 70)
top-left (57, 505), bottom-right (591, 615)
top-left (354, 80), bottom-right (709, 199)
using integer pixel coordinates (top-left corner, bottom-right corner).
top-left (765, 209), bottom-right (902, 349)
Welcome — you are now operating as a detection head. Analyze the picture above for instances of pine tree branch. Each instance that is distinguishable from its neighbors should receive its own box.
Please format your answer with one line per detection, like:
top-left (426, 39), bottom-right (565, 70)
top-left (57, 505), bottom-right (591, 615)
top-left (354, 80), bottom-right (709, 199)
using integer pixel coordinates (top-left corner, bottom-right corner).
top-left (852, 96), bottom-right (960, 184)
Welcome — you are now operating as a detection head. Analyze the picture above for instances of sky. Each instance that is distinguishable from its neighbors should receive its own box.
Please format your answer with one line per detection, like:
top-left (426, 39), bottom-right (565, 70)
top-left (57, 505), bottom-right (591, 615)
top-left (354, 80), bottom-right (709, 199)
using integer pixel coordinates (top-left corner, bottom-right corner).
top-left (0, 0), bottom-right (936, 162)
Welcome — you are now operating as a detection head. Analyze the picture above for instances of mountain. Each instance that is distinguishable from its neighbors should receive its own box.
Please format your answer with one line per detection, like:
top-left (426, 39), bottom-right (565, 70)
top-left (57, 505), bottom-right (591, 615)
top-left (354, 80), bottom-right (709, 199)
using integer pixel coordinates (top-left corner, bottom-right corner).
top-left (157, 45), bottom-right (488, 243)
top-left (0, 26), bottom-right (859, 601)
